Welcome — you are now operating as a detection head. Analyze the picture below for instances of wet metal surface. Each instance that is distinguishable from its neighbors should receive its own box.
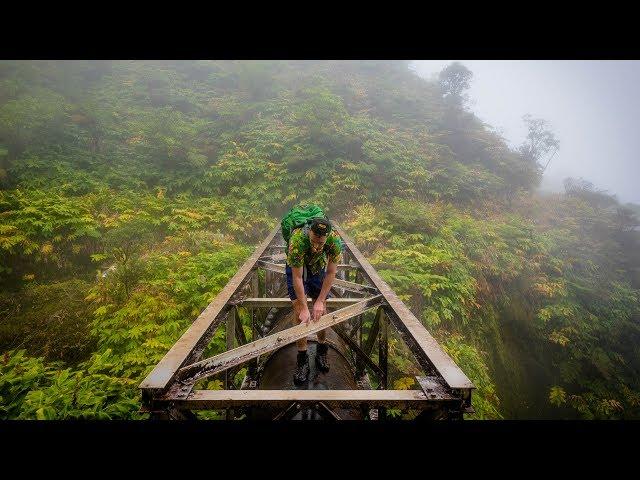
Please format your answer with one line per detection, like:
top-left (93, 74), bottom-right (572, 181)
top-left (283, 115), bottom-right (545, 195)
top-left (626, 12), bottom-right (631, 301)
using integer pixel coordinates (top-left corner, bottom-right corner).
top-left (254, 310), bottom-right (362, 420)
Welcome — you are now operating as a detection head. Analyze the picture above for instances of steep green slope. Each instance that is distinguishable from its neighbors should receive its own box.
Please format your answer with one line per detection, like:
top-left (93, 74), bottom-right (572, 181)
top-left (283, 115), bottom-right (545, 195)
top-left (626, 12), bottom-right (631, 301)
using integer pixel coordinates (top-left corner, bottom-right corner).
top-left (1, 60), bottom-right (638, 419)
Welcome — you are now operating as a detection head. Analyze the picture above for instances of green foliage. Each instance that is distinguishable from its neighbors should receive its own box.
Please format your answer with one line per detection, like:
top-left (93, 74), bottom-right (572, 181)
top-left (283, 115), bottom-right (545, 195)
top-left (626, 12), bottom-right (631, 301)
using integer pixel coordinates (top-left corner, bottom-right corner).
top-left (438, 62), bottom-right (473, 105)
top-left (0, 349), bottom-right (142, 420)
top-left (441, 335), bottom-right (502, 419)
top-left (549, 386), bottom-right (566, 406)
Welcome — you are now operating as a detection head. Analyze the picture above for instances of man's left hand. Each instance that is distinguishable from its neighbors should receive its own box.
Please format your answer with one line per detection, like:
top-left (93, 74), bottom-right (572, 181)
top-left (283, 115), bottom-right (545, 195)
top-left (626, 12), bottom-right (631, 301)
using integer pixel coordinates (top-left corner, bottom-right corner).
top-left (312, 300), bottom-right (326, 322)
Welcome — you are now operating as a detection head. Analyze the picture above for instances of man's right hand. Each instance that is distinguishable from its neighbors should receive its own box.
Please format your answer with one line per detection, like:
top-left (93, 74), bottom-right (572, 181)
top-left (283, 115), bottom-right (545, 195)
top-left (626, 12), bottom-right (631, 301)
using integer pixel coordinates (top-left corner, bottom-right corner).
top-left (299, 307), bottom-right (311, 326)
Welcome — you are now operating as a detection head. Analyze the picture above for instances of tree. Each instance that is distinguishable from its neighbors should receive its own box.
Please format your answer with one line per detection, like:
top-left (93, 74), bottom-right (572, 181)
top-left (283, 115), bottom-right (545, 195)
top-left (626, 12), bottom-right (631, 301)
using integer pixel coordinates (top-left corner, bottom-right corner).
top-left (518, 114), bottom-right (559, 178)
top-left (438, 62), bottom-right (473, 105)
top-left (102, 217), bottom-right (157, 301)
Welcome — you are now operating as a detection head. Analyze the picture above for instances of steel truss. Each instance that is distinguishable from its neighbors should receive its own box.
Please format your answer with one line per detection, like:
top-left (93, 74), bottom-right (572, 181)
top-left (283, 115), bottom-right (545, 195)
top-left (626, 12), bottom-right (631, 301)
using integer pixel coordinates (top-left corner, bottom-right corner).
top-left (140, 224), bottom-right (474, 420)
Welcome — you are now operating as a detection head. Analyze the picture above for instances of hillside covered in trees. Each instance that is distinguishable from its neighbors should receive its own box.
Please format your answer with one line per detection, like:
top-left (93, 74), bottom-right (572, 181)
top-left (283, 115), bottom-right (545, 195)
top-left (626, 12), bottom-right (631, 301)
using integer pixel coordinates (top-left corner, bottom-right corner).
top-left (1, 60), bottom-right (639, 420)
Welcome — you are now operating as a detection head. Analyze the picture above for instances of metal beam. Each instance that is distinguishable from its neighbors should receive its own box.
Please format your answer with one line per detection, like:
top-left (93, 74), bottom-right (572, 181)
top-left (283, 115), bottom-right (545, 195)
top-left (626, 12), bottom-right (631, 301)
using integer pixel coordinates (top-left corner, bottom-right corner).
top-left (177, 295), bottom-right (385, 384)
top-left (224, 306), bottom-right (236, 388)
top-left (259, 255), bottom-right (362, 271)
top-left (234, 310), bottom-right (248, 346)
top-left (379, 308), bottom-right (388, 390)
top-left (332, 278), bottom-right (378, 294)
top-left (333, 324), bottom-right (384, 378)
top-left (257, 260), bottom-right (285, 273)
top-left (158, 389), bottom-right (458, 410)
top-left (225, 307), bottom-right (236, 419)
top-left (238, 297), bottom-right (363, 308)
top-left (140, 225), bottom-right (280, 395)
top-left (272, 402), bottom-right (299, 420)
top-left (316, 402), bottom-right (342, 421)
top-left (362, 307), bottom-right (382, 357)
top-left (333, 223), bottom-right (475, 392)
top-left (416, 376), bottom-right (457, 401)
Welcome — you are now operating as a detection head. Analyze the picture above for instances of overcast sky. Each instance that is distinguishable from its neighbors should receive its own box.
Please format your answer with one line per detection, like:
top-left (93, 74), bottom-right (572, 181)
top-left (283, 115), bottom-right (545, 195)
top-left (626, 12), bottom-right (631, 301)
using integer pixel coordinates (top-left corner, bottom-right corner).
top-left (411, 61), bottom-right (640, 205)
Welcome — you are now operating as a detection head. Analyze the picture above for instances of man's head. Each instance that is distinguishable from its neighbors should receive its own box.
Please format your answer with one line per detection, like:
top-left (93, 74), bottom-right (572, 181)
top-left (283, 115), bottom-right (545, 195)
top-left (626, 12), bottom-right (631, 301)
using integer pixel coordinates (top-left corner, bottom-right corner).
top-left (308, 218), bottom-right (332, 253)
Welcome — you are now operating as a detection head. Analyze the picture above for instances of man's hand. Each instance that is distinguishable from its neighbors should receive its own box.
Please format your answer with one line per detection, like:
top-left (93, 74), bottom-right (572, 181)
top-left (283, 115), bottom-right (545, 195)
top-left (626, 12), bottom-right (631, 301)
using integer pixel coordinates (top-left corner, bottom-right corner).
top-left (312, 300), bottom-right (326, 322)
top-left (299, 307), bottom-right (311, 326)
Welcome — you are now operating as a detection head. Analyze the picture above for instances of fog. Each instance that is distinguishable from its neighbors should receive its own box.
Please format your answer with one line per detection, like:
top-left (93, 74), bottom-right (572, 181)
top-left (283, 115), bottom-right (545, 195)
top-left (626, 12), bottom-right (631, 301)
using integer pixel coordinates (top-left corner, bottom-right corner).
top-left (411, 60), bottom-right (640, 205)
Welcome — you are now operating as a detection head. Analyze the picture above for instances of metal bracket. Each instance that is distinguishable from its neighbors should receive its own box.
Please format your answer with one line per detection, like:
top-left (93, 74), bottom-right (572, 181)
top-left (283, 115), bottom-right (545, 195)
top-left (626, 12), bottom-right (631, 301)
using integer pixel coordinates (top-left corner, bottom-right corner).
top-left (416, 376), bottom-right (456, 400)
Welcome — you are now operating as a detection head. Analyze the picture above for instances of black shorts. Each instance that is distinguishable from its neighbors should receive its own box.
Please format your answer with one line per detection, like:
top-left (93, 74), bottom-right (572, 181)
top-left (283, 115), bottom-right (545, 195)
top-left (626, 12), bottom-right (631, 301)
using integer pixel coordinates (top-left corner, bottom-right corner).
top-left (285, 264), bottom-right (332, 301)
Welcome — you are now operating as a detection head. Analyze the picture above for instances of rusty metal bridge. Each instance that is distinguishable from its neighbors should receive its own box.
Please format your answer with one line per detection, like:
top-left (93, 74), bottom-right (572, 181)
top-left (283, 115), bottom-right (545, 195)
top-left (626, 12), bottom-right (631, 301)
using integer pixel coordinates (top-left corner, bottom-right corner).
top-left (140, 223), bottom-right (474, 420)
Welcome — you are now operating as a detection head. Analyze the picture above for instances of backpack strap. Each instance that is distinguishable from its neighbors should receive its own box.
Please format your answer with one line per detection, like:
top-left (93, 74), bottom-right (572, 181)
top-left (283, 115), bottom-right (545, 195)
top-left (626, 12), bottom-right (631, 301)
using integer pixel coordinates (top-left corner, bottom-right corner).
top-left (286, 222), bottom-right (311, 252)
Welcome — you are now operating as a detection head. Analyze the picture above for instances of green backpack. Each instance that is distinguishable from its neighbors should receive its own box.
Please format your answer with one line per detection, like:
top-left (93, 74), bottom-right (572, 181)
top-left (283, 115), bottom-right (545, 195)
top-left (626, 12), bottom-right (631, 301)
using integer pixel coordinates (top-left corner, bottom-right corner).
top-left (281, 204), bottom-right (326, 247)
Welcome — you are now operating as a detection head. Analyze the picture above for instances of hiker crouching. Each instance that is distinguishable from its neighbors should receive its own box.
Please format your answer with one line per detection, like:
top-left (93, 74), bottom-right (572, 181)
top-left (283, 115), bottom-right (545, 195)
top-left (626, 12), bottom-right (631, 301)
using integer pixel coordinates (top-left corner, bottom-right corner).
top-left (285, 217), bottom-right (343, 385)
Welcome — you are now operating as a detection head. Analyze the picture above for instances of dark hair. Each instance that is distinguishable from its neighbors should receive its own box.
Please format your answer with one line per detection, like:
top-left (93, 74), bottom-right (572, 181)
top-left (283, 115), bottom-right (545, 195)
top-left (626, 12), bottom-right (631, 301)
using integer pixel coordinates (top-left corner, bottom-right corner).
top-left (309, 217), bottom-right (332, 236)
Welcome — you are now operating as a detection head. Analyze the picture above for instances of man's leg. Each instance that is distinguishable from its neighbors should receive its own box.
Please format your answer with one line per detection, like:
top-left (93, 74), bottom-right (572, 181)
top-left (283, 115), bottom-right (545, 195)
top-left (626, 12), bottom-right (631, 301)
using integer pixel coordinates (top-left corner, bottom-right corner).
top-left (293, 297), bottom-right (308, 351)
top-left (287, 264), bottom-right (310, 385)
top-left (310, 296), bottom-right (330, 373)
top-left (305, 268), bottom-right (331, 373)
top-left (292, 297), bottom-right (311, 385)
top-left (316, 298), bottom-right (327, 344)
top-left (308, 267), bottom-right (329, 345)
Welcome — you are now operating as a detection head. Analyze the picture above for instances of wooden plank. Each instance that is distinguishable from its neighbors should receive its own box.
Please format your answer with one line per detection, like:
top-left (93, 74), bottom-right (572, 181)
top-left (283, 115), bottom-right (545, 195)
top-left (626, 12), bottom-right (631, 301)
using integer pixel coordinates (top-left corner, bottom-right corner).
top-left (160, 389), bottom-right (458, 410)
top-left (139, 225), bottom-right (280, 395)
top-left (333, 223), bottom-right (475, 391)
top-left (177, 295), bottom-right (385, 383)
top-left (239, 298), bottom-right (363, 308)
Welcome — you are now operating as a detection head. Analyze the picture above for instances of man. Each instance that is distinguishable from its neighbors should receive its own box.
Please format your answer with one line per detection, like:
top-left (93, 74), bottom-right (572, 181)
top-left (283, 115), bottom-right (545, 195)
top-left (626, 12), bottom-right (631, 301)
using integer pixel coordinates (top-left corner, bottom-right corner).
top-left (285, 217), bottom-right (343, 385)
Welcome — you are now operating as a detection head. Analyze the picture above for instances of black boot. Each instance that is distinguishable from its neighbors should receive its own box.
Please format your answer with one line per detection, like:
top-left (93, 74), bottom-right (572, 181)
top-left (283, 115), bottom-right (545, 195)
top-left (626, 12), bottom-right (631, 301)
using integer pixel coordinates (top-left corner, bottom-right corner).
top-left (315, 342), bottom-right (330, 373)
top-left (293, 351), bottom-right (310, 385)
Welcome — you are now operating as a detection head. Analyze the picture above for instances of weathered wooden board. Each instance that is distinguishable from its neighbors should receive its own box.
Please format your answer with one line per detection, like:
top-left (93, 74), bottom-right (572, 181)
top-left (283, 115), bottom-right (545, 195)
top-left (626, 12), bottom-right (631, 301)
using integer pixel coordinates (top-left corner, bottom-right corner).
top-left (178, 295), bottom-right (385, 383)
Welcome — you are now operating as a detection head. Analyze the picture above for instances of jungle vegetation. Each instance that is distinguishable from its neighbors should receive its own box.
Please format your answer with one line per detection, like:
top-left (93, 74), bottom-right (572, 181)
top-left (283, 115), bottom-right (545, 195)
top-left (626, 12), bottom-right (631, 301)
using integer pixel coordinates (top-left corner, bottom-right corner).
top-left (0, 60), bottom-right (638, 420)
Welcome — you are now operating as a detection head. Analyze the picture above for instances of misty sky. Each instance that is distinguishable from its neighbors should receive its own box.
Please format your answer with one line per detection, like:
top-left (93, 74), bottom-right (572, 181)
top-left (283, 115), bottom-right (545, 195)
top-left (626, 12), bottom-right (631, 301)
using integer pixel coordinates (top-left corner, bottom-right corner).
top-left (411, 61), bottom-right (640, 205)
